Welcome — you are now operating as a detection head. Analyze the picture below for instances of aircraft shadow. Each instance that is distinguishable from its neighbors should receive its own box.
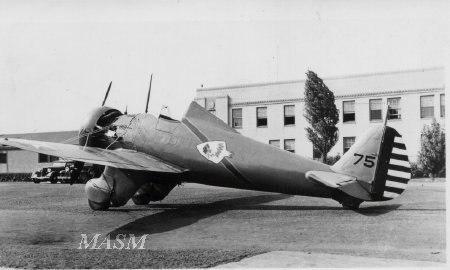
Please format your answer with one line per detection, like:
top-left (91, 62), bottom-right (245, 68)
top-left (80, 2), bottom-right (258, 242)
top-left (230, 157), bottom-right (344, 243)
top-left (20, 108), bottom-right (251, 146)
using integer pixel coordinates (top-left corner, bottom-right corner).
top-left (108, 194), bottom-right (295, 237)
top-left (356, 204), bottom-right (402, 216)
top-left (108, 195), bottom-right (403, 237)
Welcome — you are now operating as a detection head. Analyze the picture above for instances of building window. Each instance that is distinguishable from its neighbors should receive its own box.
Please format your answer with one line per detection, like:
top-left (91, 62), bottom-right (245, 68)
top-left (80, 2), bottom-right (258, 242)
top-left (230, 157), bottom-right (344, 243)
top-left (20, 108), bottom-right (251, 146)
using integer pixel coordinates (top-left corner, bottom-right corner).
top-left (313, 146), bottom-right (321, 160)
top-left (206, 100), bottom-right (216, 115)
top-left (369, 99), bottom-right (382, 121)
top-left (343, 137), bottom-right (355, 153)
top-left (420, 95), bottom-right (434, 119)
top-left (343, 101), bottom-right (355, 122)
top-left (232, 108), bottom-right (242, 128)
top-left (256, 107), bottom-right (267, 127)
top-left (38, 154), bottom-right (58, 163)
top-left (284, 105), bottom-right (295, 126)
top-left (387, 97), bottom-right (401, 120)
top-left (284, 139), bottom-right (295, 153)
top-left (269, 140), bottom-right (280, 148)
top-left (441, 94), bottom-right (445, 117)
top-left (0, 152), bottom-right (6, 164)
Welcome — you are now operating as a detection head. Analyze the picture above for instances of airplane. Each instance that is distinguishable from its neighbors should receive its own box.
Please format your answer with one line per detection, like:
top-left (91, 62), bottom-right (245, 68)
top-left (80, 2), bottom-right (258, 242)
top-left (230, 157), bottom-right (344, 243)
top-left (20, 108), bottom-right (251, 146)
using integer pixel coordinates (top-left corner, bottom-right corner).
top-left (0, 81), bottom-right (411, 211)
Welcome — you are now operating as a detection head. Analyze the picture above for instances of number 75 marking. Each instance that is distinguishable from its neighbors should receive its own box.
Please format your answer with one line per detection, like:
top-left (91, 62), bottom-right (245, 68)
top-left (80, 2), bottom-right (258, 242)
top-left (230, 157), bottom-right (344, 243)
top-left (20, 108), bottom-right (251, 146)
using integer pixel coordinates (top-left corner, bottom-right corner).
top-left (353, 153), bottom-right (376, 168)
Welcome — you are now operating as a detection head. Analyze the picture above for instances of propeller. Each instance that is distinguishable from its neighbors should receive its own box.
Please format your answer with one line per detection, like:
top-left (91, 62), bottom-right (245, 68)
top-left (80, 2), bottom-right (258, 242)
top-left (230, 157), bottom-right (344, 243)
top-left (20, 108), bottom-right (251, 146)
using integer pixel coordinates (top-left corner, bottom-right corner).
top-left (102, 81), bottom-right (113, 106)
top-left (145, 74), bottom-right (153, 113)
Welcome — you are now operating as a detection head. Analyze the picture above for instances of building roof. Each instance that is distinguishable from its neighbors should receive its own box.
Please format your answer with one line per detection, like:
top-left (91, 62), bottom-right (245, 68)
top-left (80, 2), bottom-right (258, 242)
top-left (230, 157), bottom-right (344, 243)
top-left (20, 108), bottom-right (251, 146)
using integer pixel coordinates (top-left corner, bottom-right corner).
top-left (196, 67), bottom-right (445, 105)
top-left (0, 130), bottom-right (79, 150)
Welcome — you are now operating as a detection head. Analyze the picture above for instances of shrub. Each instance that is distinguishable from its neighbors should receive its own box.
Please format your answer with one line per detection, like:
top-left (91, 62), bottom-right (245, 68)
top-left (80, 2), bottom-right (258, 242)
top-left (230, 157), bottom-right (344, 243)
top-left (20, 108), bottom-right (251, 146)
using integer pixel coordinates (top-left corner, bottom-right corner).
top-left (418, 119), bottom-right (445, 179)
top-left (325, 153), bottom-right (341, 165)
top-left (410, 162), bottom-right (424, 178)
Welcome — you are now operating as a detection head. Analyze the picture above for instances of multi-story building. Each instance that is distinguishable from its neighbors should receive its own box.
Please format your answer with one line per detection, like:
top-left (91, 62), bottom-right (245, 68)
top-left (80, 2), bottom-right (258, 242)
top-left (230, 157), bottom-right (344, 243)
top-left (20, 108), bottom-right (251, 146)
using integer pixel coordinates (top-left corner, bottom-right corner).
top-left (194, 67), bottom-right (445, 162)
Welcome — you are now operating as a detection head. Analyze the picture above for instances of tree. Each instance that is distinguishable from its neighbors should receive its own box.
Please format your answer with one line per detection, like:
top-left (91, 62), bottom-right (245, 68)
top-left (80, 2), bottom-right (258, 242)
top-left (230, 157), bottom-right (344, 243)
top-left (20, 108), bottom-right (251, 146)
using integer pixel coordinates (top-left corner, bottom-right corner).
top-left (303, 70), bottom-right (339, 163)
top-left (418, 118), bottom-right (445, 180)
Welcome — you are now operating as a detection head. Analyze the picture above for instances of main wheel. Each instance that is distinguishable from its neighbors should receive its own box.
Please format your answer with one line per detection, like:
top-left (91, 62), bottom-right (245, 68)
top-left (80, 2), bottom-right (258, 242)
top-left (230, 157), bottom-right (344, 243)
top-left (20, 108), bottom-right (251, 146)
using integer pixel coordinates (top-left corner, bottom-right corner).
top-left (132, 195), bottom-right (151, 205)
top-left (88, 200), bottom-right (110, 211)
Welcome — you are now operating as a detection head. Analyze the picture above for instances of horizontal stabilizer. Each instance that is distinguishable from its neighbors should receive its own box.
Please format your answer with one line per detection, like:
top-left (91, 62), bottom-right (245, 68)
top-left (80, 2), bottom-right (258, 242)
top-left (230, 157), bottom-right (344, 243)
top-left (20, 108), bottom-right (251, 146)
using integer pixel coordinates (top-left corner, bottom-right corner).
top-left (306, 170), bottom-right (372, 201)
top-left (305, 171), bottom-right (355, 188)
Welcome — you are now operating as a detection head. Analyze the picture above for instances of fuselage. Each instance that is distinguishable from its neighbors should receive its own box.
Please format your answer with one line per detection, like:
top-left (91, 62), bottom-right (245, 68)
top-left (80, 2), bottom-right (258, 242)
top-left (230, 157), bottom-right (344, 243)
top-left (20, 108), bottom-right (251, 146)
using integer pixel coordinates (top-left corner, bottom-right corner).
top-left (107, 112), bottom-right (334, 199)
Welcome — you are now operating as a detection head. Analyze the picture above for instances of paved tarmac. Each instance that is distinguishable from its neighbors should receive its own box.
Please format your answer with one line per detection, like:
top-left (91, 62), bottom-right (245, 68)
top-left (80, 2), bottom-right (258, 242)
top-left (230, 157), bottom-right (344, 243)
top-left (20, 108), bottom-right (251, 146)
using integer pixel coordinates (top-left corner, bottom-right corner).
top-left (216, 251), bottom-right (446, 268)
top-left (0, 180), bottom-right (446, 268)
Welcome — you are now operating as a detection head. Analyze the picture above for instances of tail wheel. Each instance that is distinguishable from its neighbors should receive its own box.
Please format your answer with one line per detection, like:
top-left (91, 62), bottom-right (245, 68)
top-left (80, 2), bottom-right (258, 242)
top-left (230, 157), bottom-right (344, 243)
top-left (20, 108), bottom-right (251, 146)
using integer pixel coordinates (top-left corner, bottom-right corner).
top-left (332, 190), bottom-right (363, 210)
top-left (341, 201), bottom-right (362, 210)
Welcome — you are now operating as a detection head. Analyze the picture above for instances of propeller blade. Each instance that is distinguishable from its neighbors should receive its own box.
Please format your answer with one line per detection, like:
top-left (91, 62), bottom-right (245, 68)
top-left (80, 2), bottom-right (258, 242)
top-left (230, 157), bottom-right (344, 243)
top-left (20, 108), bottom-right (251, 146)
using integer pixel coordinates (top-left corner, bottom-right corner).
top-left (102, 81), bottom-right (112, 106)
top-left (145, 74), bottom-right (153, 113)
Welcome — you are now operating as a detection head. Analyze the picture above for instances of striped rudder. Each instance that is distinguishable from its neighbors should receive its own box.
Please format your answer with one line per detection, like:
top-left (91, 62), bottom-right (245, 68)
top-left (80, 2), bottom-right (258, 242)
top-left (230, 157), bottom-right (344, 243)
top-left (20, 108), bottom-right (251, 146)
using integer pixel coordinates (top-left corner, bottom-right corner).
top-left (371, 126), bottom-right (411, 200)
top-left (383, 135), bottom-right (411, 199)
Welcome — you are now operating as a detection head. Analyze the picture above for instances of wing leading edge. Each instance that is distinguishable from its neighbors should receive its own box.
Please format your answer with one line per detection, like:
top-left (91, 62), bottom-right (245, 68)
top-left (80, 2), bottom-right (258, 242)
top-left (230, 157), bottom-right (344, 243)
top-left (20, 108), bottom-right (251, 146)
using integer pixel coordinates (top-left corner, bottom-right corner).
top-left (0, 138), bottom-right (185, 173)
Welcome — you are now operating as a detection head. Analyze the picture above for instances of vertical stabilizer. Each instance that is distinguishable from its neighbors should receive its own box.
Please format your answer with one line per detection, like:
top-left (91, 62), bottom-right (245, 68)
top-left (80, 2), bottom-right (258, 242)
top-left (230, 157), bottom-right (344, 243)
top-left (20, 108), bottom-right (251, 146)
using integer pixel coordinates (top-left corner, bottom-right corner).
top-left (331, 125), bottom-right (411, 201)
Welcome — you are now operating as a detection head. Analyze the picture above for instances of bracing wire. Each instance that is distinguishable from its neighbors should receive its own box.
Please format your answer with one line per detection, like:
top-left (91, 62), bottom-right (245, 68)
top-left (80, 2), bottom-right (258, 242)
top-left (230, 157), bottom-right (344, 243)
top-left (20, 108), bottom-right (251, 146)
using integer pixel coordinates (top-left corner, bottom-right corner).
top-left (102, 115), bottom-right (137, 153)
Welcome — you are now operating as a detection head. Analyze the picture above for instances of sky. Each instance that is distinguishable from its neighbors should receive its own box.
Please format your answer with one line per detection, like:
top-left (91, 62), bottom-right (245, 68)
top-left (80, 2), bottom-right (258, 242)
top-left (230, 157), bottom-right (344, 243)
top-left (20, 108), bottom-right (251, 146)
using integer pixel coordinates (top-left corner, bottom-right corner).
top-left (0, 0), bottom-right (448, 134)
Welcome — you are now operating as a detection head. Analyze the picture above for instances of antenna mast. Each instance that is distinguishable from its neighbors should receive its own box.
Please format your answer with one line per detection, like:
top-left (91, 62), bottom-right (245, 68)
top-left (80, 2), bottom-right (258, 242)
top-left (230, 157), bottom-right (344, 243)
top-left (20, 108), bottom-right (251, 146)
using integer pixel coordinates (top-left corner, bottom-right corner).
top-left (384, 102), bottom-right (390, 126)
top-left (145, 74), bottom-right (153, 113)
top-left (102, 81), bottom-right (112, 106)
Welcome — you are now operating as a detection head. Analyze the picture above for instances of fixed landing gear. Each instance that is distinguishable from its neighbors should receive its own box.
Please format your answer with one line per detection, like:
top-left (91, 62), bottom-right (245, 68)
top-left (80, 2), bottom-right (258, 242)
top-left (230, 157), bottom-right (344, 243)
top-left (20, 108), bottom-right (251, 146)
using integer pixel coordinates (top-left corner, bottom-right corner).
top-left (332, 190), bottom-right (363, 210)
top-left (341, 200), bottom-right (362, 210)
top-left (132, 195), bottom-right (151, 205)
top-left (88, 200), bottom-right (110, 211)
top-left (132, 182), bottom-right (177, 205)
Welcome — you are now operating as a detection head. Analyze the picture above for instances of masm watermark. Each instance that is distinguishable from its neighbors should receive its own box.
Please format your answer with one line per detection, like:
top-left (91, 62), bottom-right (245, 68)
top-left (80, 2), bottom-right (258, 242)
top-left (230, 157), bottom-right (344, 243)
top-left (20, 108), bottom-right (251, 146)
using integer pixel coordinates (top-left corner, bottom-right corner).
top-left (77, 234), bottom-right (148, 250)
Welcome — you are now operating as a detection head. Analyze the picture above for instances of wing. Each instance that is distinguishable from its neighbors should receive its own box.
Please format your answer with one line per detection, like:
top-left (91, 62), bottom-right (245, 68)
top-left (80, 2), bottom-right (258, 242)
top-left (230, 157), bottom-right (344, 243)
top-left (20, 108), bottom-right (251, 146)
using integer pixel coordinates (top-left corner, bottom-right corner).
top-left (0, 138), bottom-right (185, 173)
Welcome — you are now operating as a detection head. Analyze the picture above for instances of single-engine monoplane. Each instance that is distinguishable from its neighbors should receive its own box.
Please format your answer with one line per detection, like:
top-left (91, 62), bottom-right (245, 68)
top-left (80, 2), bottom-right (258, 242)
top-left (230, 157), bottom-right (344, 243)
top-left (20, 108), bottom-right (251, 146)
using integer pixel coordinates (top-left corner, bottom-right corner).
top-left (0, 81), bottom-right (411, 210)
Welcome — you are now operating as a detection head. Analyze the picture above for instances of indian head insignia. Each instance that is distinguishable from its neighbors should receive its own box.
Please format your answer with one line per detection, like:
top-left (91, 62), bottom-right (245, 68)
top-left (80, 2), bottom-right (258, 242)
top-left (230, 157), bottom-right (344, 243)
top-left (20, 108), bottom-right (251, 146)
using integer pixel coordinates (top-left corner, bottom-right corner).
top-left (196, 141), bottom-right (232, 164)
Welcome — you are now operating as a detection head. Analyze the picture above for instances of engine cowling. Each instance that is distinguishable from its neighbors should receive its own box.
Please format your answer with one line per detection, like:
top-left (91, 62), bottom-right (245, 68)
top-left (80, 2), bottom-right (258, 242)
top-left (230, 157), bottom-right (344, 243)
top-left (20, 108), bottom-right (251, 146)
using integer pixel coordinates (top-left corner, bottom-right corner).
top-left (79, 107), bottom-right (123, 149)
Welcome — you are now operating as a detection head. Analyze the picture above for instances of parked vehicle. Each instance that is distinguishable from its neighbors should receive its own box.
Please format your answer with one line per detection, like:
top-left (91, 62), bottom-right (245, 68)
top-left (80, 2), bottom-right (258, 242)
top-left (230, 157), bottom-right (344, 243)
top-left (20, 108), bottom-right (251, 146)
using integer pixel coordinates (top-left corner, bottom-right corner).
top-left (31, 161), bottom-right (103, 184)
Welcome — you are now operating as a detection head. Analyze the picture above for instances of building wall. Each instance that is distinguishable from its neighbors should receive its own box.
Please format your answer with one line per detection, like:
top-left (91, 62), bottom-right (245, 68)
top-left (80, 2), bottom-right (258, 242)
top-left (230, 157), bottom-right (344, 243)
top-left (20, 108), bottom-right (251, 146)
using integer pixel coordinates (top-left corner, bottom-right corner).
top-left (336, 92), bottom-right (444, 160)
top-left (0, 130), bottom-right (79, 174)
top-left (0, 150), bottom-right (57, 173)
top-left (195, 68), bottom-right (445, 162)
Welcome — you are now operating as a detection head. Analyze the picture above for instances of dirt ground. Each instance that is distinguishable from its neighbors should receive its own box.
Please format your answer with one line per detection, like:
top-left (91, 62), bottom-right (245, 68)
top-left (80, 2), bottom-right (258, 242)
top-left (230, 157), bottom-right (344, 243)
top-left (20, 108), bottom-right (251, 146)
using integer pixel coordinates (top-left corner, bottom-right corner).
top-left (0, 180), bottom-right (445, 268)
